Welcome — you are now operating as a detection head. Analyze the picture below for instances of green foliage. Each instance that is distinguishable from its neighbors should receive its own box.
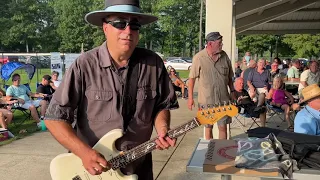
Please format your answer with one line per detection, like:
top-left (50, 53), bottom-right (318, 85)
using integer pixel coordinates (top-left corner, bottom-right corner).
top-left (283, 34), bottom-right (320, 58)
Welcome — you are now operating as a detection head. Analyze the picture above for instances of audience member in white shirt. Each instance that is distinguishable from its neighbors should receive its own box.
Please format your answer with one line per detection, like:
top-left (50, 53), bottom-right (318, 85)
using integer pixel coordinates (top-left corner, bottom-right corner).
top-left (50, 71), bottom-right (61, 90)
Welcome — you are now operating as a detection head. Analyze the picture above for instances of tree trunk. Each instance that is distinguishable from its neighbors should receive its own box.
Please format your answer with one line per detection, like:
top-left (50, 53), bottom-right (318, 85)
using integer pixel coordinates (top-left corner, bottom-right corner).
top-left (199, 0), bottom-right (204, 51)
top-left (26, 39), bottom-right (29, 53)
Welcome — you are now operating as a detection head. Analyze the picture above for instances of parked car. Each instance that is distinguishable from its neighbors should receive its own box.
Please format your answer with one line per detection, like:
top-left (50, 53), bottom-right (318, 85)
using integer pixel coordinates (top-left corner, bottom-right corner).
top-left (0, 56), bottom-right (19, 64)
top-left (164, 58), bottom-right (192, 70)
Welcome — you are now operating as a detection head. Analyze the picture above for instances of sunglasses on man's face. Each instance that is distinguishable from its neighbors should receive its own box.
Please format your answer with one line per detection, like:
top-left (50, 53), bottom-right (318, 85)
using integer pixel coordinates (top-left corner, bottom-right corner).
top-left (105, 20), bottom-right (141, 31)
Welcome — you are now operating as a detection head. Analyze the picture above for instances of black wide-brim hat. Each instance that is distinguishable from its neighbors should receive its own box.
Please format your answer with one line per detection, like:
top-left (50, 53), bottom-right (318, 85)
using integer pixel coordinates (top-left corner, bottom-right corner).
top-left (85, 0), bottom-right (158, 26)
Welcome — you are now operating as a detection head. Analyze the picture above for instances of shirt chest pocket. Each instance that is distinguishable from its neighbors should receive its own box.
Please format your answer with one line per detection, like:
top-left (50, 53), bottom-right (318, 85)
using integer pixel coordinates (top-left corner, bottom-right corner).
top-left (136, 87), bottom-right (157, 124)
top-left (86, 90), bottom-right (113, 121)
top-left (217, 66), bottom-right (229, 76)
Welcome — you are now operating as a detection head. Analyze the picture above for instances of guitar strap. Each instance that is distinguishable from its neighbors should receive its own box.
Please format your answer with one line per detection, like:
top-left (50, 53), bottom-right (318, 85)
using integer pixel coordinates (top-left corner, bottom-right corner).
top-left (122, 55), bottom-right (140, 132)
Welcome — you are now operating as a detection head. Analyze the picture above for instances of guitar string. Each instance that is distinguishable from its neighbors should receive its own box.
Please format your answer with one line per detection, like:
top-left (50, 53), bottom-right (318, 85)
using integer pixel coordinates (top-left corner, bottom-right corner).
top-left (109, 105), bottom-right (236, 168)
top-left (109, 118), bottom-right (199, 168)
top-left (111, 119), bottom-right (201, 168)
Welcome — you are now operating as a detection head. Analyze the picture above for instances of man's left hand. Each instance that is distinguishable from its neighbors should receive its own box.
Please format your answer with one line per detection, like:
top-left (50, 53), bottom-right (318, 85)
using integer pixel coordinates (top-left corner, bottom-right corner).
top-left (155, 126), bottom-right (176, 150)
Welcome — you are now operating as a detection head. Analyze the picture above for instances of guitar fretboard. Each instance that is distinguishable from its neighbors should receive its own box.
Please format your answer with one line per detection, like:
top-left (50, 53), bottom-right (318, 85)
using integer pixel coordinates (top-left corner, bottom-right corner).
top-left (109, 118), bottom-right (201, 169)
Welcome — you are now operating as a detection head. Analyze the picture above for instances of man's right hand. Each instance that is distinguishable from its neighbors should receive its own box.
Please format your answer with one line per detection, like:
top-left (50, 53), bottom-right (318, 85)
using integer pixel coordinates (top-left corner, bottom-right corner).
top-left (80, 149), bottom-right (111, 175)
top-left (187, 98), bottom-right (195, 110)
top-left (18, 99), bottom-right (25, 104)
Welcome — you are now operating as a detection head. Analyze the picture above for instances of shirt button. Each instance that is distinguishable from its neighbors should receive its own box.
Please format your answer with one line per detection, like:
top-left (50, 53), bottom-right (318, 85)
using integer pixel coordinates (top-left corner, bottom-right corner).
top-left (95, 95), bottom-right (100, 100)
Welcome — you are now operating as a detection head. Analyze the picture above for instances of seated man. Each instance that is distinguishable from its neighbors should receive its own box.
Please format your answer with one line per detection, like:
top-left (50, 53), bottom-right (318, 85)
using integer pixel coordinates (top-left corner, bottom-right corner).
top-left (234, 77), bottom-right (267, 127)
top-left (287, 59), bottom-right (301, 81)
top-left (294, 84), bottom-right (320, 135)
top-left (247, 58), bottom-right (271, 107)
top-left (6, 73), bottom-right (47, 127)
top-left (36, 75), bottom-right (54, 102)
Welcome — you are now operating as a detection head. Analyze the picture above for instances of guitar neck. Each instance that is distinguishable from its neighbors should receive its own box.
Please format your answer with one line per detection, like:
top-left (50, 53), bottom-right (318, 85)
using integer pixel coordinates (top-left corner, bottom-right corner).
top-left (109, 118), bottom-right (201, 169)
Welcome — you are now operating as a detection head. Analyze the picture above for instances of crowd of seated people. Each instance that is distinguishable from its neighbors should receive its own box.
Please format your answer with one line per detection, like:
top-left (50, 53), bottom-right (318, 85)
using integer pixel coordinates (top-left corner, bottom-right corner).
top-left (233, 54), bottom-right (320, 133)
top-left (5, 73), bottom-right (55, 128)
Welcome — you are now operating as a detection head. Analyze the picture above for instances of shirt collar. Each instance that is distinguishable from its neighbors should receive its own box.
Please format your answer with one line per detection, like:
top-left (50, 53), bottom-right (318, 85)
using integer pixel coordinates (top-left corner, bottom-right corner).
top-left (98, 41), bottom-right (112, 68)
top-left (306, 105), bottom-right (320, 117)
top-left (98, 41), bottom-right (134, 69)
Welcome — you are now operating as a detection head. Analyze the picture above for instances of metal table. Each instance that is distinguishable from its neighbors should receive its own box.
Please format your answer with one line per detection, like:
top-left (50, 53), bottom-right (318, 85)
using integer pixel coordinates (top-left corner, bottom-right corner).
top-left (186, 139), bottom-right (320, 180)
top-left (284, 81), bottom-right (300, 85)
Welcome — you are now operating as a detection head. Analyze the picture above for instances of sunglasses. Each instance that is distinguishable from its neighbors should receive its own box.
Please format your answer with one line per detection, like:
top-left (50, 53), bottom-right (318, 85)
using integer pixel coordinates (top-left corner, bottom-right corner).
top-left (105, 20), bottom-right (141, 31)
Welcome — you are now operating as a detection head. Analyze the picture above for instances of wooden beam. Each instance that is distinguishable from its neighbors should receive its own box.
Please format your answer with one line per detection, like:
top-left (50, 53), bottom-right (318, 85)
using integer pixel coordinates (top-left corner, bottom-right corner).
top-left (269, 19), bottom-right (320, 23)
top-left (298, 7), bottom-right (320, 12)
top-left (238, 29), bottom-right (320, 35)
top-left (236, 0), bottom-right (319, 34)
top-left (235, 0), bottom-right (283, 16)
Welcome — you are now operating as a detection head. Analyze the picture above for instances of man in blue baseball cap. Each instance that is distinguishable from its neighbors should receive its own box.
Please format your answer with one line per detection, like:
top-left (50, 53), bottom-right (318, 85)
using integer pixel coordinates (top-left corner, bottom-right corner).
top-left (44, 0), bottom-right (179, 179)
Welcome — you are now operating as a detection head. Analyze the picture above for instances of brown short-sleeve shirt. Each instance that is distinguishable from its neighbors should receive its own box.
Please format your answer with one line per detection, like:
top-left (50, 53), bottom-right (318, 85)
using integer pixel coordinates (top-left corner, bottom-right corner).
top-left (45, 42), bottom-right (179, 178)
top-left (189, 49), bottom-right (233, 105)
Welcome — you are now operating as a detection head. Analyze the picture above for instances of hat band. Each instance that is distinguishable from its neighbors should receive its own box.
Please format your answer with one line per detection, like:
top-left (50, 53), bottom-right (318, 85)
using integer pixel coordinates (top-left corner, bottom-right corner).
top-left (104, 5), bottom-right (141, 13)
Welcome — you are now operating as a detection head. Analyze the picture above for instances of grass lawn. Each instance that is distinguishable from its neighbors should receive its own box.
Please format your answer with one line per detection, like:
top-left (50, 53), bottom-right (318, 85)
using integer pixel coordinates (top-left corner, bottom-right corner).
top-left (176, 70), bottom-right (189, 79)
top-left (0, 111), bottom-right (40, 146)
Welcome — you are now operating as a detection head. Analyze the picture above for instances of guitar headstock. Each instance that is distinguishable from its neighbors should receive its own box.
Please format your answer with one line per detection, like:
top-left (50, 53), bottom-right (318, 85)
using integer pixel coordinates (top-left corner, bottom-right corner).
top-left (196, 102), bottom-right (238, 125)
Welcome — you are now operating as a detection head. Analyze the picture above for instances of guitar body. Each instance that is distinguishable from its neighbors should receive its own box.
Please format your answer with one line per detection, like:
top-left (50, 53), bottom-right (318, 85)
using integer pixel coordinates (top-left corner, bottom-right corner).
top-left (50, 129), bottom-right (138, 180)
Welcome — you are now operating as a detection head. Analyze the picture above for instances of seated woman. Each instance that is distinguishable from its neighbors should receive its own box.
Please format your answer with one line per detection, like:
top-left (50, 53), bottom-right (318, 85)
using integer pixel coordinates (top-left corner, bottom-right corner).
top-left (0, 96), bottom-right (17, 129)
top-left (169, 68), bottom-right (188, 98)
top-left (266, 76), bottom-right (300, 131)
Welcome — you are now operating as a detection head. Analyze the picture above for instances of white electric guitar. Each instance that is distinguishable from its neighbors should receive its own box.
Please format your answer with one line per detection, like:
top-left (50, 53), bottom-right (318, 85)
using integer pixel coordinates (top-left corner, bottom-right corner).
top-left (50, 103), bottom-right (238, 180)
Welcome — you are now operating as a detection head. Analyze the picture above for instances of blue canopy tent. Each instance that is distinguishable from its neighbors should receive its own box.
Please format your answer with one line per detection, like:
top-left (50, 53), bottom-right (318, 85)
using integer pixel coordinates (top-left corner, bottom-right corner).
top-left (0, 62), bottom-right (36, 90)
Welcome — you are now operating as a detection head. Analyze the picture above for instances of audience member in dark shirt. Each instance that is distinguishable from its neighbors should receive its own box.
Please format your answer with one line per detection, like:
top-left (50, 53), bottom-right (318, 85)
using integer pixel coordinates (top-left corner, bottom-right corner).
top-left (36, 75), bottom-right (54, 101)
top-left (241, 60), bottom-right (256, 91)
top-left (234, 77), bottom-right (266, 127)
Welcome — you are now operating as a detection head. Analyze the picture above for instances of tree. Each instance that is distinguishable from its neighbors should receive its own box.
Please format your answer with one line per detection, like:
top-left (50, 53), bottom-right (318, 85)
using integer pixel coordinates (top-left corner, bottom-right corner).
top-left (283, 34), bottom-right (320, 58)
top-left (53, 0), bottom-right (97, 52)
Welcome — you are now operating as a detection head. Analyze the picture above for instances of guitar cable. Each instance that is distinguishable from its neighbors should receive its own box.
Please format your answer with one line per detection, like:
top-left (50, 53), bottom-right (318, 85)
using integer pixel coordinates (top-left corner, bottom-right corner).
top-left (154, 132), bottom-right (187, 180)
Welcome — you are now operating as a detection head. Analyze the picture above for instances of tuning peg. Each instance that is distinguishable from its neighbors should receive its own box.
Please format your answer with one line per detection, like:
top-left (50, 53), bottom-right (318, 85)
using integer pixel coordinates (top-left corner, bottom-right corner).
top-left (201, 105), bottom-right (205, 109)
top-left (222, 107), bottom-right (226, 111)
top-left (211, 109), bottom-right (215, 113)
top-left (207, 104), bottom-right (210, 108)
top-left (218, 103), bottom-right (221, 107)
top-left (201, 112), bottom-right (204, 115)
top-left (206, 111), bottom-right (210, 114)
top-left (223, 101), bottom-right (226, 106)
top-left (217, 109), bottom-right (220, 112)
top-left (228, 100), bottom-right (232, 105)
top-left (228, 106), bottom-right (232, 110)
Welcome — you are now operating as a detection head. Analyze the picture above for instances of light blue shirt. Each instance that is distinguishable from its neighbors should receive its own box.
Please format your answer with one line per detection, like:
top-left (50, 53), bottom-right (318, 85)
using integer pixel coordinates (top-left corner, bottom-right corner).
top-left (6, 85), bottom-right (31, 101)
top-left (294, 105), bottom-right (320, 135)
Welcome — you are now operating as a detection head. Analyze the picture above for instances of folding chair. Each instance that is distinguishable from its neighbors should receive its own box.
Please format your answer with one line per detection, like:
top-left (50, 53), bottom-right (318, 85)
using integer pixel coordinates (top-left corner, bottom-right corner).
top-left (4, 84), bottom-right (33, 125)
top-left (233, 105), bottom-right (260, 133)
